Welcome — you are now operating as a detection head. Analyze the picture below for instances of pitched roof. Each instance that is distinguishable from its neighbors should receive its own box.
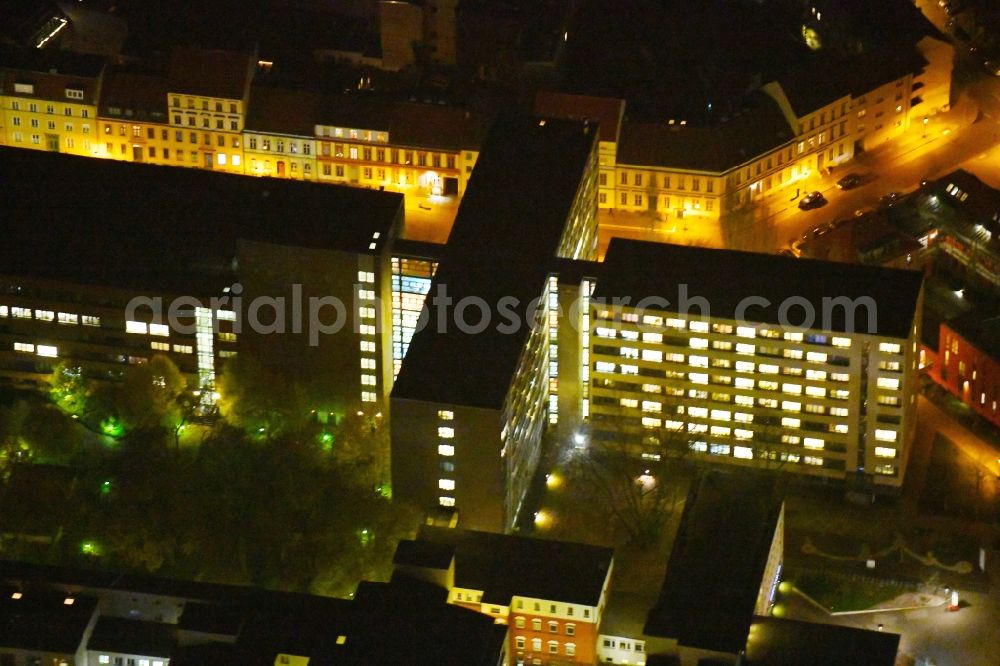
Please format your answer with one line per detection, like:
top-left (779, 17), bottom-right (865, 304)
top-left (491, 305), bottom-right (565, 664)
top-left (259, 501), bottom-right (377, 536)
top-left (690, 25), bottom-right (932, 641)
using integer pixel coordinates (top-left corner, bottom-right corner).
top-left (0, 587), bottom-right (98, 654)
top-left (534, 90), bottom-right (626, 143)
top-left (618, 93), bottom-right (793, 173)
top-left (595, 239), bottom-right (924, 339)
top-left (644, 471), bottom-right (783, 654)
top-left (405, 526), bottom-right (613, 606)
top-left (0, 44), bottom-right (104, 104)
top-left (245, 85), bottom-right (322, 136)
top-left (167, 46), bottom-right (253, 100)
top-left (774, 45), bottom-right (928, 118)
top-left (99, 68), bottom-right (169, 121)
top-left (88, 617), bottom-right (176, 658)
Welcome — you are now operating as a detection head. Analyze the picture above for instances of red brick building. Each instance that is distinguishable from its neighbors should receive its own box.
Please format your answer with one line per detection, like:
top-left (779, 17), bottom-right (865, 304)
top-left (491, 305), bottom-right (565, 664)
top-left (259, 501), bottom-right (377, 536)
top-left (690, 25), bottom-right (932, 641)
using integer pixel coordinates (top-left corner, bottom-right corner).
top-left (938, 312), bottom-right (1000, 428)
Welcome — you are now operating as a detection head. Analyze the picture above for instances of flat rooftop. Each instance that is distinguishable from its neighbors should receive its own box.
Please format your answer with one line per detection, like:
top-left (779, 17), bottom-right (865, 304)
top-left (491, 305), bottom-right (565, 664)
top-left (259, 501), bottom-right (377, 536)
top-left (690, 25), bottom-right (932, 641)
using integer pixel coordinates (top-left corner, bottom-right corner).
top-left (0, 148), bottom-right (403, 295)
top-left (745, 616), bottom-right (899, 666)
top-left (391, 113), bottom-right (596, 409)
top-left (595, 238), bottom-right (924, 339)
top-left (397, 525), bottom-right (613, 607)
top-left (644, 471), bottom-right (783, 654)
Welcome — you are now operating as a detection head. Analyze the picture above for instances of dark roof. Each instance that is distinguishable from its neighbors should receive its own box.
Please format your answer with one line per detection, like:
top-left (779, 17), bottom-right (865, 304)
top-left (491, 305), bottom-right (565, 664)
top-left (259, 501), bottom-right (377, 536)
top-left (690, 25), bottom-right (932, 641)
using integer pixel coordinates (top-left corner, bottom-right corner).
top-left (391, 113), bottom-right (597, 408)
top-left (317, 95), bottom-right (488, 152)
top-left (946, 309), bottom-right (1000, 364)
top-left (0, 587), bottom-right (98, 653)
top-left (178, 602), bottom-right (244, 635)
top-left (245, 86), bottom-right (322, 136)
top-left (745, 617), bottom-right (900, 666)
top-left (393, 539), bottom-right (456, 570)
top-left (776, 46), bottom-right (928, 118)
top-left (595, 239), bottom-right (924, 339)
top-left (534, 90), bottom-right (626, 143)
top-left (408, 526), bottom-right (613, 606)
top-left (0, 148), bottom-right (403, 294)
top-left (99, 68), bottom-right (169, 121)
top-left (313, 577), bottom-right (506, 666)
top-left (644, 472), bottom-right (783, 654)
top-left (88, 617), bottom-right (176, 658)
top-left (0, 44), bottom-right (104, 104)
top-left (167, 46), bottom-right (254, 99)
top-left (618, 94), bottom-right (793, 173)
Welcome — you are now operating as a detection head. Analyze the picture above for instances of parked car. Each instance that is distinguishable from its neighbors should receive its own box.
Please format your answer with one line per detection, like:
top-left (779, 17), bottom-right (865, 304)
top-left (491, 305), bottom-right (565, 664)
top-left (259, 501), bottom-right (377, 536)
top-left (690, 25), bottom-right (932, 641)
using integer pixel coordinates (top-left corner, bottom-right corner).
top-left (878, 192), bottom-right (901, 208)
top-left (798, 191), bottom-right (827, 210)
top-left (836, 173), bottom-right (864, 189)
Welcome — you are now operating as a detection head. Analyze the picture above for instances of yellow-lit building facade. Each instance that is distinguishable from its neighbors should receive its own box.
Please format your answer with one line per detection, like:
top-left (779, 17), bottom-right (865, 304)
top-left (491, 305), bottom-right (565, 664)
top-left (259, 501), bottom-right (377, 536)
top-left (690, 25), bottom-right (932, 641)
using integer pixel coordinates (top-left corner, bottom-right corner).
top-left (0, 54), bottom-right (102, 158)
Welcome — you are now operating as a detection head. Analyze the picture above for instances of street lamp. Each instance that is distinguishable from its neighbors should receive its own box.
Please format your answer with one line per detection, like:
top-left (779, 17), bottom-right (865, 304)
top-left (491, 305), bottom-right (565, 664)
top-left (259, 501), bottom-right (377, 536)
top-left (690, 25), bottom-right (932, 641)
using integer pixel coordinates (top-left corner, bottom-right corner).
top-left (923, 117), bottom-right (929, 139)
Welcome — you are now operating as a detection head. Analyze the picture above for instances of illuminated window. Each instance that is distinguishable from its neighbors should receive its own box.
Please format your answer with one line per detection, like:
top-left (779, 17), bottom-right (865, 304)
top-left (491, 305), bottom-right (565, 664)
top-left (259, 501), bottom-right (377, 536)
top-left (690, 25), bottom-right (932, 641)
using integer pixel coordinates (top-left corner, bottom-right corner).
top-left (876, 377), bottom-right (899, 390)
top-left (782, 383), bottom-right (802, 395)
top-left (438, 427), bottom-right (455, 438)
top-left (734, 446), bottom-right (753, 459)
top-left (784, 348), bottom-right (804, 360)
top-left (736, 326), bottom-right (756, 338)
top-left (710, 425), bottom-right (730, 437)
top-left (665, 318), bottom-right (685, 329)
top-left (126, 320), bottom-right (148, 334)
top-left (879, 342), bottom-right (901, 354)
top-left (595, 361), bottom-right (615, 373)
top-left (782, 401), bottom-right (801, 412)
top-left (832, 337), bottom-right (851, 348)
top-left (439, 479), bottom-right (455, 491)
top-left (736, 343), bottom-right (755, 355)
top-left (619, 398), bottom-right (639, 408)
top-left (149, 323), bottom-right (170, 336)
top-left (641, 416), bottom-right (661, 428)
top-left (735, 395), bottom-right (754, 407)
top-left (803, 437), bottom-right (824, 450)
top-left (688, 355), bottom-right (708, 368)
top-left (875, 446), bottom-right (896, 458)
top-left (690, 338), bottom-right (708, 349)
top-left (642, 383), bottom-right (662, 394)
top-left (151, 341), bottom-right (170, 351)
top-left (781, 417), bottom-right (800, 428)
top-left (14, 342), bottom-right (35, 353)
top-left (35, 310), bottom-right (54, 321)
top-left (173, 344), bottom-right (193, 354)
top-left (360, 341), bottom-right (375, 353)
top-left (805, 369), bottom-right (826, 381)
top-left (32, 342), bottom-right (55, 357)
top-left (735, 377), bottom-right (754, 390)
top-left (57, 312), bottom-right (78, 325)
top-left (438, 410), bottom-right (454, 420)
top-left (830, 372), bottom-right (849, 382)
top-left (620, 364), bottom-right (638, 376)
top-left (804, 456), bottom-right (823, 466)
top-left (759, 364), bottom-right (778, 374)
top-left (830, 407), bottom-right (848, 417)
top-left (361, 374), bottom-right (376, 386)
top-left (806, 351), bottom-right (827, 363)
top-left (12, 307), bottom-right (31, 318)
top-left (875, 429), bottom-right (897, 442)
top-left (361, 391), bottom-right (376, 402)
top-left (689, 372), bottom-right (708, 385)
top-left (358, 271), bottom-right (375, 283)
top-left (641, 349), bottom-right (663, 362)
top-left (438, 444), bottom-right (454, 456)
top-left (710, 409), bottom-right (731, 421)
top-left (689, 321), bottom-right (709, 333)
top-left (360, 324), bottom-right (376, 335)
top-left (805, 386), bottom-right (825, 398)
top-left (361, 358), bottom-right (376, 369)
top-left (0, 306), bottom-right (6, 317)
top-left (784, 331), bottom-right (803, 342)
top-left (439, 496), bottom-right (455, 507)
top-left (642, 332), bottom-right (662, 343)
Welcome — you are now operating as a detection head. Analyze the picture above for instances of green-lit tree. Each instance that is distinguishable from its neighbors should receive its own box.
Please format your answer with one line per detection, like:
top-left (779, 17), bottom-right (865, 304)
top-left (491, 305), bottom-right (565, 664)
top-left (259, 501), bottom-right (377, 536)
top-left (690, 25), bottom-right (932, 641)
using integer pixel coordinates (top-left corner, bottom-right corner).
top-left (49, 362), bottom-right (88, 416)
top-left (215, 355), bottom-right (311, 437)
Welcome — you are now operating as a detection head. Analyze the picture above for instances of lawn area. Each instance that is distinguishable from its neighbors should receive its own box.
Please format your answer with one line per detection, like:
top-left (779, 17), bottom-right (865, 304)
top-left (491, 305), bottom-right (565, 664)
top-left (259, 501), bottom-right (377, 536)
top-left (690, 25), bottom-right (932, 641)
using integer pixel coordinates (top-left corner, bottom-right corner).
top-left (794, 571), bottom-right (912, 613)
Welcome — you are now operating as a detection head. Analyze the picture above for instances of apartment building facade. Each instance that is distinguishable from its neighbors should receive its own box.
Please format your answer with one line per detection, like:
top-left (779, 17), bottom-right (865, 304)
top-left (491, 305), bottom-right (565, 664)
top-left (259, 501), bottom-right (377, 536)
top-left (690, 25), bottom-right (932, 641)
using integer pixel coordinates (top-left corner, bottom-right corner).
top-left (587, 240), bottom-right (924, 491)
top-left (394, 526), bottom-right (613, 666)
